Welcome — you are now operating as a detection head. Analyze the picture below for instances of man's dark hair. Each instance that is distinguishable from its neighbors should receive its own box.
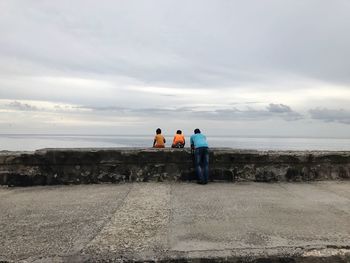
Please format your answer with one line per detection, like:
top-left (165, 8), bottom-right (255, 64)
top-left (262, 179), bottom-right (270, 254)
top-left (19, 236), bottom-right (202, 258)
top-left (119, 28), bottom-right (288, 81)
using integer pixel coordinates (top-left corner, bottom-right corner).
top-left (156, 128), bottom-right (161, 134)
top-left (194, 128), bottom-right (201, 134)
top-left (176, 130), bottom-right (182, 134)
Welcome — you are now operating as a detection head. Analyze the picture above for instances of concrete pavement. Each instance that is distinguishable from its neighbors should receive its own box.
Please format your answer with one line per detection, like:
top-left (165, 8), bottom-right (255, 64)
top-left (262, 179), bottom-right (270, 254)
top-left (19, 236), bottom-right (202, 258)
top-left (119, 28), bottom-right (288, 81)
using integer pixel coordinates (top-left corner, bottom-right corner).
top-left (0, 182), bottom-right (350, 262)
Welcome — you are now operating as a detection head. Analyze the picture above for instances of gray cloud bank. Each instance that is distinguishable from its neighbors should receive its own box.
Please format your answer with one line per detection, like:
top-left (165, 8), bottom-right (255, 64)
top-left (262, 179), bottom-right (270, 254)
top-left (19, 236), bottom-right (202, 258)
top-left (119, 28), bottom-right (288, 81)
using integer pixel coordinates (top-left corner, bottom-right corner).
top-left (36, 102), bottom-right (303, 121)
top-left (309, 108), bottom-right (350, 125)
top-left (7, 100), bottom-right (348, 125)
top-left (7, 101), bottom-right (38, 111)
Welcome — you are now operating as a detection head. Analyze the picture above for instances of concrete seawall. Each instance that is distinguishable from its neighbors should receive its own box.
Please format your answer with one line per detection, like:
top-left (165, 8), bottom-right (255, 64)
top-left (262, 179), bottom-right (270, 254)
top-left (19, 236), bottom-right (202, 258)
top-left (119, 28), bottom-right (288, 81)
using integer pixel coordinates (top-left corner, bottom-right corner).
top-left (1, 148), bottom-right (350, 186)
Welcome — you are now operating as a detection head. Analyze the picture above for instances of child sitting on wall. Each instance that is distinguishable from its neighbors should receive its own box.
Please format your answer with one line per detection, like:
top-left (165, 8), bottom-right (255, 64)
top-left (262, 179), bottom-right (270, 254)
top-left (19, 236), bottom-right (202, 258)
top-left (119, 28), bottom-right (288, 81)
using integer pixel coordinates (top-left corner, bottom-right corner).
top-left (153, 128), bottom-right (166, 148)
top-left (172, 130), bottom-right (185, 148)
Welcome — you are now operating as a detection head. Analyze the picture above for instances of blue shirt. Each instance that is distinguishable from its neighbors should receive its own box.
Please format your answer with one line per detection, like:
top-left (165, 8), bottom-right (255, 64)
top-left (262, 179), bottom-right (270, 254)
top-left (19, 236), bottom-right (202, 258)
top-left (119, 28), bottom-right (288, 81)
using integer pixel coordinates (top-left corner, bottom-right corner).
top-left (190, 133), bottom-right (208, 149)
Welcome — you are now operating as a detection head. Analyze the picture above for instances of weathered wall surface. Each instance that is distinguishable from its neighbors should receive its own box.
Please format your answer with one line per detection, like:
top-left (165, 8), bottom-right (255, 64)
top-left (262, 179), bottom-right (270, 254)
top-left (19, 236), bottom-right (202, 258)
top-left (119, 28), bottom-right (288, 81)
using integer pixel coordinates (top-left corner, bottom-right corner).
top-left (0, 148), bottom-right (350, 186)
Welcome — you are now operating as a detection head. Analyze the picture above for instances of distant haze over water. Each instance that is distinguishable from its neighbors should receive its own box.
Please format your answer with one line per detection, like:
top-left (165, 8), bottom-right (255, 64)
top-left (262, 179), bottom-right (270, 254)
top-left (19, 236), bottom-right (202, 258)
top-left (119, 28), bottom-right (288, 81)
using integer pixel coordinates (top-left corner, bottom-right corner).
top-left (1, 134), bottom-right (350, 151)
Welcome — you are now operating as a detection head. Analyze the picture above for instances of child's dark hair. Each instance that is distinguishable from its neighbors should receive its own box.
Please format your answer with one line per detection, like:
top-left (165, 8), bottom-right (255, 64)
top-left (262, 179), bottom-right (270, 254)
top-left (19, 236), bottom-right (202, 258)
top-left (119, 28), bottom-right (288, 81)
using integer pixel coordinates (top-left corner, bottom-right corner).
top-left (194, 128), bottom-right (201, 134)
top-left (156, 128), bottom-right (162, 134)
top-left (176, 130), bottom-right (182, 134)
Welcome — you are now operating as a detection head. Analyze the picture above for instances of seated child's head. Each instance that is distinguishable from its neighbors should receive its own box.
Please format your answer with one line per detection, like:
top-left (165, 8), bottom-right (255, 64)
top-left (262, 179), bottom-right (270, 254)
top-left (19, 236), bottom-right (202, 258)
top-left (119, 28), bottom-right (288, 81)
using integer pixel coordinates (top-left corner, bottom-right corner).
top-left (194, 128), bottom-right (201, 134)
top-left (156, 128), bottom-right (162, 134)
top-left (176, 130), bottom-right (182, 134)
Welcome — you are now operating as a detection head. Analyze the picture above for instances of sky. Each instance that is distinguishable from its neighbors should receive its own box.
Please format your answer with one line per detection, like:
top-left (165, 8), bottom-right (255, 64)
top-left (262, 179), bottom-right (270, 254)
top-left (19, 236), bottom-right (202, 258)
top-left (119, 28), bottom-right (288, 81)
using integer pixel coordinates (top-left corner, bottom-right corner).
top-left (0, 0), bottom-right (350, 137)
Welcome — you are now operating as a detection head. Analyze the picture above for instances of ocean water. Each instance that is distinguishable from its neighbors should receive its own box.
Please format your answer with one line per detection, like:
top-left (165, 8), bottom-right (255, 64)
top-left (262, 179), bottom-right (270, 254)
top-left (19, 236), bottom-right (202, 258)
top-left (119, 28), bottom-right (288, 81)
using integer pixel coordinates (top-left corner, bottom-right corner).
top-left (1, 134), bottom-right (350, 151)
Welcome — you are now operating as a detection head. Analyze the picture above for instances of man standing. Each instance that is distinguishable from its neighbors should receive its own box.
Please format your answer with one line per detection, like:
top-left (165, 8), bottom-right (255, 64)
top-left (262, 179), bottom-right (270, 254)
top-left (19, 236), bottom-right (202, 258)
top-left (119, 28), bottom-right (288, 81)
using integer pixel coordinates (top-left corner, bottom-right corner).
top-left (190, 128), bottom-right (209, 184)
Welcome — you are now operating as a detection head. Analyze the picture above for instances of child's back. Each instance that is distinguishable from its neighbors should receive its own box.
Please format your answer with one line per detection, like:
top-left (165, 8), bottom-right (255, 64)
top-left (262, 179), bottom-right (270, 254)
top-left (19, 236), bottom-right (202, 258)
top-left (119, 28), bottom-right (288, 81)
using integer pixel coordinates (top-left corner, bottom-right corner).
top-left (172, 130), bottom-right (185, 148)
top-left (153, 128), bottom-right (166, 148)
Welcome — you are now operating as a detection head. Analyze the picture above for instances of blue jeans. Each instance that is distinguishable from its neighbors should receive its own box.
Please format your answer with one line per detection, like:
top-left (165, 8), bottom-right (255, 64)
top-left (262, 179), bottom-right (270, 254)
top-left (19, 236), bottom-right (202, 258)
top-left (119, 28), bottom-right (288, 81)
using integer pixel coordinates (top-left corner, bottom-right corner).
top-left (194, 147), bottom-right (209, 183)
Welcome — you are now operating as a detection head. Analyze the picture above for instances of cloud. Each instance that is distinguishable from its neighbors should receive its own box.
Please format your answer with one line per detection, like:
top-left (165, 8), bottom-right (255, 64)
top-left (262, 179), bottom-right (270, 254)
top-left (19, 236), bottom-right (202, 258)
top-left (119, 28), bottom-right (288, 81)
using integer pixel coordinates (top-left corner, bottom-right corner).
top-left (76, 105), bottom-right (127, 112)
top-left (266, 103), bottom-right (302, 120)
top-left (191, 104), bottom-right (303, 122)
top-left (79, 103), bottom-right (303, 122)
top-left (309, 108), bottom-right (350, 124)
top-left (7, 101), bottom-right (38, 111)
top-left (0, 100), bottom-right (90, 114)
top-left (267, 103), bottom-right (292, 113)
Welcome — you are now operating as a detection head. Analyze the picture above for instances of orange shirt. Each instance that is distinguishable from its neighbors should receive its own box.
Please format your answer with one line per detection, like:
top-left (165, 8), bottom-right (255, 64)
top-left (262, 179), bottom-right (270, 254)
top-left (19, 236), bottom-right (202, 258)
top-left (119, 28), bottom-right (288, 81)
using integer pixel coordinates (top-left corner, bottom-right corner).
top-left (173, 134), bottom-right (185, 145)
top-left (154, 134), bottom-right (165, 147)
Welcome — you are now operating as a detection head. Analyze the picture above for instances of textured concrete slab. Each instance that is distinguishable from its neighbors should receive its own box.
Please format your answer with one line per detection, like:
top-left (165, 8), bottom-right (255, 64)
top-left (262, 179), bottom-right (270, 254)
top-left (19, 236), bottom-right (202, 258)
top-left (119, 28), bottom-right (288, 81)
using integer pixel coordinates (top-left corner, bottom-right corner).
top-left (0, 182), bottom-right (349, 262)
top-left (83, 184), bottom-right (171, 261)
top-left (169, 182), bottom-right (350, 252)
top-left (0, 184), bottom-right (131, 262)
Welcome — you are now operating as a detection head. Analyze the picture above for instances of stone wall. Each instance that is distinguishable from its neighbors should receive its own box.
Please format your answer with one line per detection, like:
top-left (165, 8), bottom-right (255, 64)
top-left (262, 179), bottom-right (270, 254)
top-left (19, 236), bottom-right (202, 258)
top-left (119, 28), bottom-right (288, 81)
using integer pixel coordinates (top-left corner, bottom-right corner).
top-left (0, 148), bottom-right (350, 186)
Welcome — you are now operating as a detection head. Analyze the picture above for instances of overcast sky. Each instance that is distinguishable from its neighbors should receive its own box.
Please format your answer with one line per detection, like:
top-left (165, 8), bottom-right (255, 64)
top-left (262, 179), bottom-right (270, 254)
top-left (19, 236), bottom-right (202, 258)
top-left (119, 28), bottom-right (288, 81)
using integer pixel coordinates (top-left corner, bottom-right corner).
top-left (1, 0), bottom-right (350, 137)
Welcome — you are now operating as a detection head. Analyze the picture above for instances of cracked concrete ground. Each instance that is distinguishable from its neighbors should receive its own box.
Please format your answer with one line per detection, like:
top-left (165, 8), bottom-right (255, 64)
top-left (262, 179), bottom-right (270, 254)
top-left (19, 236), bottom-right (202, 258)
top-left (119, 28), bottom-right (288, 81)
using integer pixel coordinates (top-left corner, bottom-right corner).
top-left (0, 182), bottom-right (349, 262)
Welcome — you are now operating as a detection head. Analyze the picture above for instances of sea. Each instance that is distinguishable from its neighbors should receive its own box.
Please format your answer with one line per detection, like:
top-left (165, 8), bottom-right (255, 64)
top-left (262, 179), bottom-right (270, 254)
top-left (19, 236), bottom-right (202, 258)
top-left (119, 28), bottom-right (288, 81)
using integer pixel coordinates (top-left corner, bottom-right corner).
top-left (1, 134), bottom-right (350, 151)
